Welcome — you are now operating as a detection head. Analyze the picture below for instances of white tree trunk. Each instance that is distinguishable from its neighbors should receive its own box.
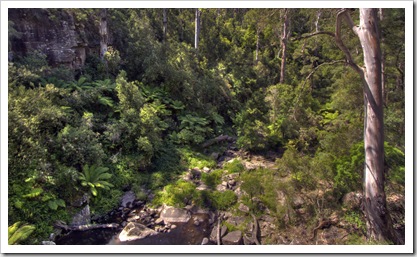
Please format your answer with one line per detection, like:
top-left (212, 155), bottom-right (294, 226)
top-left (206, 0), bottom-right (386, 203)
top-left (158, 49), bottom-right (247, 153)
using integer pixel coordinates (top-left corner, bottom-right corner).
top-left (195, 9), bottom-right (201, 49)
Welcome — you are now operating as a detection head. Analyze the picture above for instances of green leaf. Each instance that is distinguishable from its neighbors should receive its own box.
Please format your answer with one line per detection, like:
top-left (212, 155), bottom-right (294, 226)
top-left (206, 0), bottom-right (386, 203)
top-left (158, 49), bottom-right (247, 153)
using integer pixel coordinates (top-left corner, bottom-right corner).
top-left (8, 224), bottom-right (35, 245)
top-left (56, 199), bottom-right (66, 207)
top-left (22, 188), bottom-right (43, 198)
top-left (8, 222), bottom-right (22, 239)
top-left (48, 200), bottom-right (58, 210)
top-left (91, 187), bottom-right (98, 197)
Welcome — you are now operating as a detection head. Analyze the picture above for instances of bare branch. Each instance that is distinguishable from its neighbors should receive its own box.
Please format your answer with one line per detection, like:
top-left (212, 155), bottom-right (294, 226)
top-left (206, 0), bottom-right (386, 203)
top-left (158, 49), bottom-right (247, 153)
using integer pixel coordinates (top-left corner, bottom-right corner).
top-left (334, 9), bottom-right (363, 75)
top-left (292, 31), bottom-right (335, 41)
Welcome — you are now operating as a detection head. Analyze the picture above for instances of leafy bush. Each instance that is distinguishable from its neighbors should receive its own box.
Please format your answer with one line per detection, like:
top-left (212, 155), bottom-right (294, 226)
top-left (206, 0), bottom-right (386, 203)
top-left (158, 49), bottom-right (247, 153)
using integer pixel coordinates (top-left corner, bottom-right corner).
top-left (209, 191), bottom-right (237, 211)
top-left (175, 114), bottom-right (213, 145)
top-left (275, 145), bottom-right (317, 190)
top-left (153, 180), bottom-right (197, 207)
top-left (179, 147), bottom-right (217, 169)
top-left (223, 159), bottom-right (245, 174)
top-left (201, 169), bottom-right (224, 189)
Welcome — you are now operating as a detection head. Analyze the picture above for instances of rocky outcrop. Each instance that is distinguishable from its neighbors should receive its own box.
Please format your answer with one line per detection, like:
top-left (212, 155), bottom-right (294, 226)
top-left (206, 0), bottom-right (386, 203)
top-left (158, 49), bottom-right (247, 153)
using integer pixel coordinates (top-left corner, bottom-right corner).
top-left (8, 9), bottom-right (102, 70)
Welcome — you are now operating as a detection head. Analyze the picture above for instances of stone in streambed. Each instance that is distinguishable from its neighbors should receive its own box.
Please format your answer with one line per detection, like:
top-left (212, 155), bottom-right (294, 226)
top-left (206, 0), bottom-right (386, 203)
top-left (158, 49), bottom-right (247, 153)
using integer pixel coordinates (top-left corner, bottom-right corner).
top-left (118, 222), bottom-right (158, 242)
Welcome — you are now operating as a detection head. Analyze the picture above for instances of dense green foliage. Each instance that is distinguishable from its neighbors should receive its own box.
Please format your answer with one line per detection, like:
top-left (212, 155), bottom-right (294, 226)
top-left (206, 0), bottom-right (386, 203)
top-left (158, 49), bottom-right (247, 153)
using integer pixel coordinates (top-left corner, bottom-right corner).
top-left (8, 8), bottom-right (405, 244)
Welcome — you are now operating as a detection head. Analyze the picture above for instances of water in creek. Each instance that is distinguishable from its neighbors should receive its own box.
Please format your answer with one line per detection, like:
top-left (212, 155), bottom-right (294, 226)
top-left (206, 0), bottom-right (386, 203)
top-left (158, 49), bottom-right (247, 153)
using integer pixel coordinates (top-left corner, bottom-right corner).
top-left (55, 213), bottom-right (212, 245)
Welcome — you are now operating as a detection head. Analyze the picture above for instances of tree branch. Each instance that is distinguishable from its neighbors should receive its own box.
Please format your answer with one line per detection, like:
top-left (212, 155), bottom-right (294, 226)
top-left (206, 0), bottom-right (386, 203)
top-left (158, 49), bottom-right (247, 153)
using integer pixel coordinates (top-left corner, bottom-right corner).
top-left (292, 31), bottom-right (335, 41)
top-left (334, 9), bottom-right (363, 75)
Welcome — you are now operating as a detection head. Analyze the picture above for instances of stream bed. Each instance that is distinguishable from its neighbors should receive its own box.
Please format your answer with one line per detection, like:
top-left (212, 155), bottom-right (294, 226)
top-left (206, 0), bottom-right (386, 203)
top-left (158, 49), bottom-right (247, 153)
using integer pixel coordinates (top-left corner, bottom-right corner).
top-left (55, 213), bottom-right (212, 245)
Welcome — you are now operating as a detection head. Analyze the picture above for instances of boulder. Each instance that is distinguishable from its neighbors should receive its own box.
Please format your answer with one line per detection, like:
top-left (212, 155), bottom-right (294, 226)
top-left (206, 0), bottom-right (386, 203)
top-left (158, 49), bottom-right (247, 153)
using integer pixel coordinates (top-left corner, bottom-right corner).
top-left (190, 168), bottom-right (202, 179)
top-left (222, 231), bottom-right (243, 245)
top-left (276, 190), bottom-right (286, 206)
top-left (342, 191), bottom-right (363, 210)
top-left (238, 203), bottom-right (250, 213)
top-left (210, 225), bottom-right (228, 241)
top-left (71, 193), bottom-right (89, 207)
top-left (292, 195), bottom-right (304, 209)
top-left (203, 167), bottom-right (211, 173)
top-left (41, 241), bottom-right (56, 245)
top-left (160, 206), bottom-right (191, 223)
top-left (120, 191), bottom-right (136, 208)
top-left (227, 216), bottom-right (245, 227)
top-left (210, 152), bottom-right (220, 160)
top-left (216, 184), bottom-right (227, 192)
top-left (118, 222), bottom-right (158, 242)
top-left (196, 183), bottom-right (208, 191)
top-left (243, 235), bottom-right (255, 245)
top-left (155, 217), bottom-right (164, 225)
top-left (201, 237), bottom-right (210, 245)
top-left (71, 204), bottom-right (90, 226)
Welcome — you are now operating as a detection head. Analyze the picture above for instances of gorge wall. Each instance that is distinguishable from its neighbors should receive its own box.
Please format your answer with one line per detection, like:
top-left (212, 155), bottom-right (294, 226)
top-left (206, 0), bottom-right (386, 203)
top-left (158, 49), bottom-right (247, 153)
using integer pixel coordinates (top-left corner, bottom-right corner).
top-left (8, 9), bottom-right (107, 70)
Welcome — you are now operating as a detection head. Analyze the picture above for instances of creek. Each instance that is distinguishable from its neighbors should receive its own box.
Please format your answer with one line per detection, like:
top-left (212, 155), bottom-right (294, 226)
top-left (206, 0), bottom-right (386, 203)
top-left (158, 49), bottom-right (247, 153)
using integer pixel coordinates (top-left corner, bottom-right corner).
top-left (55, 206), bottom-right (212, 245)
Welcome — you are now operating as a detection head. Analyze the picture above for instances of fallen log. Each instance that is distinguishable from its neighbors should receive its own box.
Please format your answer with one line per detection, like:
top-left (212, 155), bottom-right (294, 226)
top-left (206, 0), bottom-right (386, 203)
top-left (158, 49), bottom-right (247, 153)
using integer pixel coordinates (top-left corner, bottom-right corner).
top-left (250, 213), bottom-right (261, 245)
top-left (54, 221), bottom-right (120, 231)
top-left (201, 135), bottom-right (236, 148)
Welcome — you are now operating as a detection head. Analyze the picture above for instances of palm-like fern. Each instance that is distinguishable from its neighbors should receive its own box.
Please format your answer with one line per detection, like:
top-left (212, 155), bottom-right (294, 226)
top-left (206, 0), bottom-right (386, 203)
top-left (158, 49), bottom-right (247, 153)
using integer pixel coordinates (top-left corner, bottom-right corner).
top-left (78, 165), bottom-right (114, 197)
top-left (8, 222), bottom-right (35, 245)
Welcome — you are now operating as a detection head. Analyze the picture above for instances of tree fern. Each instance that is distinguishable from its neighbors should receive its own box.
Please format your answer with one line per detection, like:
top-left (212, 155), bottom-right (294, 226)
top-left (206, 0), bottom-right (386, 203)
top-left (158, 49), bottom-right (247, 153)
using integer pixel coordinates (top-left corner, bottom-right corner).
top-left (78, 165), bottom-right (114, 197)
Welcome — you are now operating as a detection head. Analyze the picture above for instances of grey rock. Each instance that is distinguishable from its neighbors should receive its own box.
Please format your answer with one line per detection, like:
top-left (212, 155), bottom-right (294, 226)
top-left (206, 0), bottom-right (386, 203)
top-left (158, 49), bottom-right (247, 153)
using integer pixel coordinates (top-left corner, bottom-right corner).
top-left (118, 222), bottom-right (158, 242)
top-left (201, 237), bottom-right (210, 245)
top-left (155, 217), bottom-right (164, 225)
top-left (210, 225), bottom-right (228, 241)
top-left (202, 167), bottom-right (211, 173)
top-left (71, 193), bottom-right (89, 207)
top-left (71, 204), bottom-right (90, 226)
top-left (228, 179), bottom-right (236, 186)
top-left (160, 206), bottom-right (191, 223)
top-left (243, 235), bottom-right (255, 245)
top-left (292, 195), bottom-right (304, 209)
top-left (196, 183), bottom-right (208, 191)
top-left (222, 231), bottom-right (243, 245)
top-left (238, 203), bottom-right (250, 213)
top-left (216, 184), bottom-right (227, 192)
top-left (342, 191), bottom-right (363, 210)
top-left (210, 152), bottom-right (220, 160)
top-left (121, 191), bottom-right (136, 208)
top-left (227, 216), bottom-right (245, 227)
top-left (41, 241), bottom-right (56, 245)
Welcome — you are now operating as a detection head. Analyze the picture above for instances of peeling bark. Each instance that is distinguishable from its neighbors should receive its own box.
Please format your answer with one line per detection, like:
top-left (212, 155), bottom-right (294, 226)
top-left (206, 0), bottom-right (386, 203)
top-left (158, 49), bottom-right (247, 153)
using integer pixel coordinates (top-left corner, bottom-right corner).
top-left (335, 8), bottom-right (401, 245)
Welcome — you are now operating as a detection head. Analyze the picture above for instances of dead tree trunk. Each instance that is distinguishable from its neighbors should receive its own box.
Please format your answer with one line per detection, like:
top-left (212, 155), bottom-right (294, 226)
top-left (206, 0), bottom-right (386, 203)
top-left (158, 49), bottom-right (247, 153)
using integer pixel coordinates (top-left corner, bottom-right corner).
top-left (279, 8), bottom-right (290, 84)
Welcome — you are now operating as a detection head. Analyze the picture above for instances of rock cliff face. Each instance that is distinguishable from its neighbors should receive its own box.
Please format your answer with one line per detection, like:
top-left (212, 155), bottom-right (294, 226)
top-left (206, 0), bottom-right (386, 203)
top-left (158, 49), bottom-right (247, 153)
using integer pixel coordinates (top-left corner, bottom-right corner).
top-left (8, 9), bottom-right (99, 70)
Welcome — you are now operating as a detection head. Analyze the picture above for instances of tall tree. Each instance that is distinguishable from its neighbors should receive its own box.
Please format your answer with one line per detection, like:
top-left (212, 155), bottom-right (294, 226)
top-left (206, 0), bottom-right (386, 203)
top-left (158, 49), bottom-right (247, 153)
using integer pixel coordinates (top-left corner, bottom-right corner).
top-left (194, 8), bottom-right (201, 49)
top-left (295, 8), bottom-right (402, 244)
top-left (334, 8), bottom-right (401, 244)
top-left (279, 8), bottom-right (290, 84)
